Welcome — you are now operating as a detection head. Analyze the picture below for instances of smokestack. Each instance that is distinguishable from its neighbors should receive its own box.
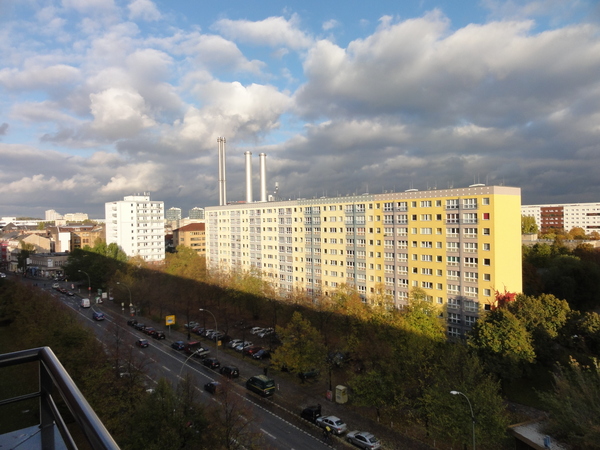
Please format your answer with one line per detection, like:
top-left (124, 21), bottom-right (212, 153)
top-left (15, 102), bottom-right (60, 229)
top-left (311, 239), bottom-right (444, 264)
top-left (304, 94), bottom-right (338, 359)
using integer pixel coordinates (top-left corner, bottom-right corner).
top-left (245, 151), bottom-right (253, 203)
top-left (217, 137), bottom-right (227, 205)
top-left (259, 153), bottom-right (267, 202)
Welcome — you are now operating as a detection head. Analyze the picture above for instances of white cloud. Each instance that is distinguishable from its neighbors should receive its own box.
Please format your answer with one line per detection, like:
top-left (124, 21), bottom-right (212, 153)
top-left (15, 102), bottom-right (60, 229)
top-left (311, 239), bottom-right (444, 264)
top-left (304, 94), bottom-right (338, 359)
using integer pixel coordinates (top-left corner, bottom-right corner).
top-left (322, 19), bottom-right (339, 31)
top-left (212, 14), bottom-right (313, 50)
top-left (127, 0), bottom-right (161, 22)
top-left (61, 0), bottom-right (117, 14)
top-left (89, 87), bottom-right (156, 139)
top-left (0, 64), bottom-right (81, 91)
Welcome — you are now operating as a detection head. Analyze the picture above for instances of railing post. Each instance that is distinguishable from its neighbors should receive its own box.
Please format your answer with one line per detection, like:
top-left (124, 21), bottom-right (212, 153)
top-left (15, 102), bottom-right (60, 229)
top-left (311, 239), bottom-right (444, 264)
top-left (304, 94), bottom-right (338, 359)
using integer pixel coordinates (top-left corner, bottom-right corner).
top-left (40, 360), bottom-right (56, 450)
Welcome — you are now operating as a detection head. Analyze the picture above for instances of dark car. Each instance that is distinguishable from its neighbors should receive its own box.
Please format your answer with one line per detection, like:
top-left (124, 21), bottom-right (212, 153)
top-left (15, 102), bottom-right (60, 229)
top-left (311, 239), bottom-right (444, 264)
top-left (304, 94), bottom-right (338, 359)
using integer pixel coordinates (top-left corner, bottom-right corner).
top-left (219, 365), bottom-right (239, 378)
top-left (133, 322), bottom-right (146, 331)
top-left (243, 345), bottom-right (263, 356)
top-left (202, 357), bottom-right (221, 370)
top-left (144, 327), bottom-right (156, 336)
top-left (299, 368), bottom-right (320, 381)
top-left (136, 338), bottom-right (149, 348)
top-left (92, 312), bottom-right (105, 321)
top-left (152, 331), bottom-right (166, 340)
top-left (253, 349), bottom-right (271, 360)
top-left (171, 340), bottom-right (185, 350)
top-left (204, 381), bottom-right (222, 394)
top-left (127, 319), bottom-right (138, 327)
top-left (300, 404), bottom-right (322, 423)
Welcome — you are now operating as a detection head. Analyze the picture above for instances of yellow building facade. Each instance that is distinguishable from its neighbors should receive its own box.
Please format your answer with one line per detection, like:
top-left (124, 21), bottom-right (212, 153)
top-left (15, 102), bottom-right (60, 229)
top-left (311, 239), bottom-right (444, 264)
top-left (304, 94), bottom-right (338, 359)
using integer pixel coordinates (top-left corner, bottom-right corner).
top-left (206, 185), bottom-right (522, 336)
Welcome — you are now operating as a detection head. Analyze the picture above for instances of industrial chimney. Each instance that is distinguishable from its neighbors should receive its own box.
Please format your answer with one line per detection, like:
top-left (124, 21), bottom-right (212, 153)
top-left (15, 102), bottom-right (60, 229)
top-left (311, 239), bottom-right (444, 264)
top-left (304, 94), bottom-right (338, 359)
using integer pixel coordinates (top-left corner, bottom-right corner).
top-left (217, 137), bottom-right (226, 205)
top-left (245, 151), bottom-right (253, 203)
top-left (259, 153), bottom-right (267, 202)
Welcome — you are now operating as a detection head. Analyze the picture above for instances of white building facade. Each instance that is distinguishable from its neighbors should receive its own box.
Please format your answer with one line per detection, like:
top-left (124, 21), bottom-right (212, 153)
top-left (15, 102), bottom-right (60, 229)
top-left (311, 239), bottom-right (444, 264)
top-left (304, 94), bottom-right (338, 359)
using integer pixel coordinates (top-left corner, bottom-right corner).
top-left (522, 202), bottom-right (600, 234)
top-left (105, 194), bottom-right (165, 262)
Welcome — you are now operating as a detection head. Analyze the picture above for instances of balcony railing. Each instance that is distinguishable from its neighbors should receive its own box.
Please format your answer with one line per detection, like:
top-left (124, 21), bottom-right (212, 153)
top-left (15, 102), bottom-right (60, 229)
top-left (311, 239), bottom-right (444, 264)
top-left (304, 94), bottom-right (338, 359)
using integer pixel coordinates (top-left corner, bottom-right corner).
top-left (0, 347), bottom-right (119, 450)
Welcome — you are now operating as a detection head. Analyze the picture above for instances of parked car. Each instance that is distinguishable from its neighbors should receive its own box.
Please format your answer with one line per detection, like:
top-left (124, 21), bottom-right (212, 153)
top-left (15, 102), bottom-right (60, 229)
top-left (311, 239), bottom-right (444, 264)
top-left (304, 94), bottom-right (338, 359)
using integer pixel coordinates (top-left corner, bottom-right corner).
top-left (250, 327), bottom-right (264, 335)
top-left (219, 365), bottom-right (239, 378)
top-left (171, 340), bottom-right (186, 350)
top-left (346, 431), bottom-right (381, 449)
top-left (92, 312), bottom-right (105, 321)
top-left (127, 319), bottom-right (138, 327)
top-left (299, 368), bottom-right (320, 381)
top-left (202, 357), bottom-right (221, 370)
top-left (52, 283), bottom-right (60, 289)
top-left (227, 339), bottom-right (243, 349)
top-left (143, 327), bottom-right (156, 336)
top-left (246, 375), bottom-right (275, 397)
top-left (204, 381), bottom-right (222, 394)
top-left (253, 349), bottom-right (271, 360)
top-left (316, 416), bottom-right (347, 435)
top-left (243, 345), bottom-right (263, 356)
top-left (133, 322), bottom-right (146, 331)
top-left (66, 291), bottom-right (74, 296)
top-left (234, 341), bottom-right (253, 352)
top-left (300, 404), bottom-right (322, 423)
top-left (136, 338), bottom-right (149, 348)
top-left (184, 321), bottom-right (199, 329)
top-left (152, 331), bottom-right (166, 340)
top-left (258, 328), bottom-right (274, 338)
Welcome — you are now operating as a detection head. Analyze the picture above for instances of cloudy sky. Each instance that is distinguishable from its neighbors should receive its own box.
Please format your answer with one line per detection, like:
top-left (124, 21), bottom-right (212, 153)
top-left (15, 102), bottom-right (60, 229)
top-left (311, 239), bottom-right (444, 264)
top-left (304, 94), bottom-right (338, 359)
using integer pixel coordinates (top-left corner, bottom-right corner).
top-left (1, 0), bottom-right (599, 218)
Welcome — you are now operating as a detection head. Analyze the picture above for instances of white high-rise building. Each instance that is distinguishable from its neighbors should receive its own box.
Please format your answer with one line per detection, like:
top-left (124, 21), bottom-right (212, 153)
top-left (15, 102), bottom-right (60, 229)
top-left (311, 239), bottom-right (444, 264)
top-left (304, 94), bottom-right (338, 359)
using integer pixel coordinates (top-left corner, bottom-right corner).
top-left (105, 194), bottom-right (165, 262)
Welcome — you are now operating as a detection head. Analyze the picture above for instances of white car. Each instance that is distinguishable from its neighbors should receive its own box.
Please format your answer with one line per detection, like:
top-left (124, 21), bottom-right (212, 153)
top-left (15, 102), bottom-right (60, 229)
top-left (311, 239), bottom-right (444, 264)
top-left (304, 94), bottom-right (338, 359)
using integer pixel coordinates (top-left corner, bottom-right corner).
top-left (228, 339), bottom-right (244, 349)
top-left (316, 415), bottom-right (347, 435)
top-left (250, 327), bottom-right (264, 335)
top-left (346, 431), bottom-right (381, 449)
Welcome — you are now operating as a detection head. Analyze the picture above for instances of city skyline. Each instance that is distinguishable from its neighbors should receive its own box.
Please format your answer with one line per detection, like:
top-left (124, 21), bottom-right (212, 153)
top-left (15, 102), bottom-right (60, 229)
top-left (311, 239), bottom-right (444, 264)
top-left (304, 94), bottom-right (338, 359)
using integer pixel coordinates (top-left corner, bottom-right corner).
top-left (1, 0), bottom-right (599, 218)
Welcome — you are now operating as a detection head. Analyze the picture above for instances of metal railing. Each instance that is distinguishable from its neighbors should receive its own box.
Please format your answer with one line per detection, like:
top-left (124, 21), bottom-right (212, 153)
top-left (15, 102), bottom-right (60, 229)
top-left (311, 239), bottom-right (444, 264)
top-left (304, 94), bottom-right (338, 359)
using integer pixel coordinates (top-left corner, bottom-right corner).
top-left (0, 347), bottom-right (119, 450)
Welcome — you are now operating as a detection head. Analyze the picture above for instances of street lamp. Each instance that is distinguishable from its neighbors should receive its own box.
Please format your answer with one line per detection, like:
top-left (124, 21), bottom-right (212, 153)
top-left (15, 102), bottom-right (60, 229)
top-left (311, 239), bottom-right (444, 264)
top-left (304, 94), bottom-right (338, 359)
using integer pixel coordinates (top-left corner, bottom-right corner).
top-left (450, 390), bottom-right (476, 450)
top-left (78, 270), bottom-right (91, 299)
top-left (116, 282), bottom-right (133, 316)
top-left (199, 308), bottom-right (218, 360)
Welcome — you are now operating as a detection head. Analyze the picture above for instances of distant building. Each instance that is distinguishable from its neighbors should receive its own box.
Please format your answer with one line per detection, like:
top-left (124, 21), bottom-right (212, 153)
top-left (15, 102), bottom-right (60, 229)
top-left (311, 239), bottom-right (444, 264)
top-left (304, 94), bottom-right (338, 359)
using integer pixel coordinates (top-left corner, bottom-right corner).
top-left (173, 223), bottom-right (206, 256)
top-left (166, 207), bottom-right (182, 221)
top-left (105, 194), bottom-right (165, 262)
top-left (46, 225), bottom-right (104, 252)
top-left (45, 210), bottom-right (62, 221)
top-left (189, 207), bottom-right (205, 220)
top-left (63, 212), bottom-right (89, 222)
top-left (522, 202), bottom-right (600, 234)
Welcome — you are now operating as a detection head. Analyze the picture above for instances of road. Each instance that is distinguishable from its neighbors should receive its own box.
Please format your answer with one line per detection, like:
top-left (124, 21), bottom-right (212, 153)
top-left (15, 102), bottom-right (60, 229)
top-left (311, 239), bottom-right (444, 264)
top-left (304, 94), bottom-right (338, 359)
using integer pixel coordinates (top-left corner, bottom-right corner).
top-left (38, 280), bottom-right (342, 450)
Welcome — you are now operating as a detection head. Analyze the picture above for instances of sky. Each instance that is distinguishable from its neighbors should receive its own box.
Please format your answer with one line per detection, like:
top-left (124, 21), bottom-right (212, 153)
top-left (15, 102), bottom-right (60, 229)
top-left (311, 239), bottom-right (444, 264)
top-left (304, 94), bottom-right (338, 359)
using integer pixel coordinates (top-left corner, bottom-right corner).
top-left (1, 0), bottom-right (599, 219)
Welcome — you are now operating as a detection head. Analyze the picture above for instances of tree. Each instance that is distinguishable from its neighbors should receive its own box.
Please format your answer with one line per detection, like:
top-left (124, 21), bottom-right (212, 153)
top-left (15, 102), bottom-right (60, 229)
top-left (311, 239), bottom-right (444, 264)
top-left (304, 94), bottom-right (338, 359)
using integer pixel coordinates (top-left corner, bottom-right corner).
top-left (507, 293), bottom-right (570, 365)
top-left (271, 311), bottom-right (327, 374)
top-left (521, 215), bottom-right (539, 234)
top-left (468, 308), bottom-right (535, 381)
top-left (422, 345), bottom-right (509, 448)
top-left (17, 242), bottom-right (35, 272)
top-left (567, 227), bottom-right (586, 240)
top-left (539, 357), bottom-right (600, 449)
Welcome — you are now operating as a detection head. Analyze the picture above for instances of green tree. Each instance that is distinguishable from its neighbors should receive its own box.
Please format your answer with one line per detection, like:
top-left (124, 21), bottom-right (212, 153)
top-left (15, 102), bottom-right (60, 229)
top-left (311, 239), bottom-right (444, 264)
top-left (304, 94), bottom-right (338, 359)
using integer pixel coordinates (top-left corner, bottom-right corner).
top-left (271, 311), bottom-right (327, 374)
top-left (422, 345), bottom-right (509, 448)
top-left (508, 293), bottom-right (570, 364)
top-left (521, 215), bottom-right (539, 234)
top-left (17, 242), bottom-right (35, 272)
top-left (468, 308), bottom-right (535, 381)
top-left (539, 358), bottom-right (600, 449)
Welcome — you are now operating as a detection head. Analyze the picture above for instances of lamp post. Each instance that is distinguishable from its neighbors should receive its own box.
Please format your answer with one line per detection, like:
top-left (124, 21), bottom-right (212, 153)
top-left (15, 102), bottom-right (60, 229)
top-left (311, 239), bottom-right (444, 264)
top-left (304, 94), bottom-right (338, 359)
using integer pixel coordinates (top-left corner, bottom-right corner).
top-left (117, 282), bottom-right (133, 316)
top-left (78, 269), bottom-right (91, 300)
top-left (199, 308), bottom-right (218, 360)
top-left (450, 390), bottom-right (476, 450)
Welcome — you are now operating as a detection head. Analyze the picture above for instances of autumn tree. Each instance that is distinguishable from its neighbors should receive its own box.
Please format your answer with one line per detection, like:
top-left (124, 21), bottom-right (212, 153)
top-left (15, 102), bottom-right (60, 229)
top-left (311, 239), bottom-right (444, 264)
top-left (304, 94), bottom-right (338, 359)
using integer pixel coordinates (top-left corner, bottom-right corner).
top-left (521, 215), bottom-right (539, 234)
top-left (271, 311), bottom-right (327, 374)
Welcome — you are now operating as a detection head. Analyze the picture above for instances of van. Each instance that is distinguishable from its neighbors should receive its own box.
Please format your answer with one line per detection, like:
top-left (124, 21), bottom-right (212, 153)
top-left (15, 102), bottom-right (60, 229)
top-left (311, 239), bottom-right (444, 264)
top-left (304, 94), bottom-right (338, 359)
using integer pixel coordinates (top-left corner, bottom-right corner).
top-left (81, 298), bottom-right (90, 308)
top-left (246, 375), bottom-right (275, 397)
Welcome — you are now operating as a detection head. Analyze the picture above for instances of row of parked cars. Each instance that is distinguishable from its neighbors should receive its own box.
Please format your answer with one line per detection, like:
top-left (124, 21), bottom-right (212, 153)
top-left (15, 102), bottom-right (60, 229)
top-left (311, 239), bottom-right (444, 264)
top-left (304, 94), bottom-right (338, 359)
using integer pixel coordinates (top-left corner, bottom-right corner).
top-left (128, 319), bottom-right (166, 339)
top-left (300, 404), bottom-right (381, 449)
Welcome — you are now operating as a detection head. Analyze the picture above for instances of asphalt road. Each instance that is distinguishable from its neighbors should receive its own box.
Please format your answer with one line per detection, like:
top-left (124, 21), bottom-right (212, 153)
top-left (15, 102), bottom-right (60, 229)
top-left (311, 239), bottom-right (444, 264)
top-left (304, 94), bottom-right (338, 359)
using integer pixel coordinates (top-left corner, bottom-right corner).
top-left (32, 278), bottom-right (343, 450)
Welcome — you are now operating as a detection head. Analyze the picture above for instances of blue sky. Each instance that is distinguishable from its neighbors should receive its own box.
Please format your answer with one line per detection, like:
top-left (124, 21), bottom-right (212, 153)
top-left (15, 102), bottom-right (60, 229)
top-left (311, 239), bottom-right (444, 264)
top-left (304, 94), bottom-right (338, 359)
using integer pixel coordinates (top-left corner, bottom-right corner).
top-left (0, 0), bottom-right (599, 218)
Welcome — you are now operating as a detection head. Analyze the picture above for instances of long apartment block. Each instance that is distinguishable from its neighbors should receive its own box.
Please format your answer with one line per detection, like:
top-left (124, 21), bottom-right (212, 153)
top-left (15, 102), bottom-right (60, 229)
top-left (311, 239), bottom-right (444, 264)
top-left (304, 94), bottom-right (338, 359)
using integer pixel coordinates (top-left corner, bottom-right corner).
top-left (206, 185), bottom-right (522, 336)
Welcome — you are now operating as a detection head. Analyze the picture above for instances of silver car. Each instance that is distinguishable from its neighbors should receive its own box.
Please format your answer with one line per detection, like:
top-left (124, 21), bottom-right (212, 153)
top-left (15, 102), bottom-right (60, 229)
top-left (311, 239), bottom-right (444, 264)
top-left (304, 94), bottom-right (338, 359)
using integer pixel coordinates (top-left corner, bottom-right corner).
top-left (346, 431), bottom-right (381, 449)
top-left (316, 415), bottom-right (347, 435)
